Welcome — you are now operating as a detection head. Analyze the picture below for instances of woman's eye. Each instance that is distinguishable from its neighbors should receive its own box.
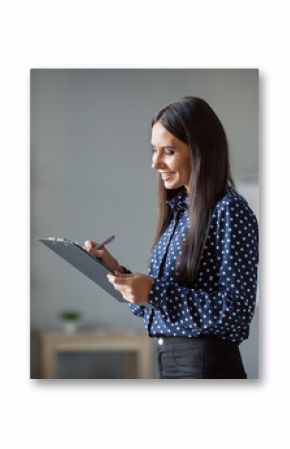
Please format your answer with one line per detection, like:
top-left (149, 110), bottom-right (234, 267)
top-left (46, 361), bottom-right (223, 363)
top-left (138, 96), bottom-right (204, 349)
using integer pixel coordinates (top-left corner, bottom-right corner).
top-left (151, 148), bottom-right (174, 156)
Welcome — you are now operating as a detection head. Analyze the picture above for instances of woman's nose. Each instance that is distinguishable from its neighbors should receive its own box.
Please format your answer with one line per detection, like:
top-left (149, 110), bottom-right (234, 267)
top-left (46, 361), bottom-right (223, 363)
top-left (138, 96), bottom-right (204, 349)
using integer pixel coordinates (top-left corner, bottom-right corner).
top-left (152, 152), bottom-right (165, 170)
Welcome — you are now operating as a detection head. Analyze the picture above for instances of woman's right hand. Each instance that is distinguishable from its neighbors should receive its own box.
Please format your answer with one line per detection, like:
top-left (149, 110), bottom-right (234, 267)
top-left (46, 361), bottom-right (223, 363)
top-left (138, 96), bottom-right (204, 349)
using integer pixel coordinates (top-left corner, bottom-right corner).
top-left (83, 240), bottom-right (122, 273)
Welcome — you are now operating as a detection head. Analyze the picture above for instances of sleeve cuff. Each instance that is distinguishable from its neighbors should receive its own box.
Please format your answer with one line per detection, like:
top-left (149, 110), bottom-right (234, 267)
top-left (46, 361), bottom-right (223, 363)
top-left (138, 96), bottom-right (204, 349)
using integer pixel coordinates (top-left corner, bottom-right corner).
top-left (148, 278), bottom-right (167, 309)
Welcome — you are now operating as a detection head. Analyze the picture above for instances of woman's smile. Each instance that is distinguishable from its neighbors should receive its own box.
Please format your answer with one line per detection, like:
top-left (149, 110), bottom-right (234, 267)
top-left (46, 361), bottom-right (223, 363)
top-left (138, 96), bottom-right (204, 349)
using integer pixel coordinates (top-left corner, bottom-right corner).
top-left (159, 171), bottom-right (176, 180)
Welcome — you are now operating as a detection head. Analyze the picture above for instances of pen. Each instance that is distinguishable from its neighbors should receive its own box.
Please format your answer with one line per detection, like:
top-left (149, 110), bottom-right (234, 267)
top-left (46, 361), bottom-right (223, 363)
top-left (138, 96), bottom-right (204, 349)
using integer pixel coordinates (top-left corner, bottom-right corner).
top-left (95, 235), bottom-right (115, 249)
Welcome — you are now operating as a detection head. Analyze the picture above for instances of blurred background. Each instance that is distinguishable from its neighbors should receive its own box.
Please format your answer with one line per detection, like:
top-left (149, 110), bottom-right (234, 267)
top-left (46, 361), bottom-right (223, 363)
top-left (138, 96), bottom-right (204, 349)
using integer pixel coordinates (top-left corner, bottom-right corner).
top-left (30, 69), bottom-right (259, 379)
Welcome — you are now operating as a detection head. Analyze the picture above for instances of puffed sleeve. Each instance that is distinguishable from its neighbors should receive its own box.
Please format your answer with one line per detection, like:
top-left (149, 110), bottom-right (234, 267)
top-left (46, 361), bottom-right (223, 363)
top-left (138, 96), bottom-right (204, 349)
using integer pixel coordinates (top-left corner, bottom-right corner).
top-left (147, 199), bottom-right (259, 337)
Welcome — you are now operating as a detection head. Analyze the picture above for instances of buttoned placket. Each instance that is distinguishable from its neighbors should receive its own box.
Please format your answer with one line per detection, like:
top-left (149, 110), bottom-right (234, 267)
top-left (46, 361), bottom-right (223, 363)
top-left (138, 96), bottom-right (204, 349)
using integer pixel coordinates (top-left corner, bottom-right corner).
top-left (147, 210), bottom-right (182, 338)
top-left (147, 191), bottom-right (188, 338)
top-left (158, 211), bottom-right (181, 279)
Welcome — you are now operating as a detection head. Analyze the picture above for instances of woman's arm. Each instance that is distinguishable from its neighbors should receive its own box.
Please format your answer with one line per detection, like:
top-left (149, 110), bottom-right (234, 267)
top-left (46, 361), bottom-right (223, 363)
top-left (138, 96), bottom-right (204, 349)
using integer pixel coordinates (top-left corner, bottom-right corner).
top-left (148, 199), bottom-right (259, 336)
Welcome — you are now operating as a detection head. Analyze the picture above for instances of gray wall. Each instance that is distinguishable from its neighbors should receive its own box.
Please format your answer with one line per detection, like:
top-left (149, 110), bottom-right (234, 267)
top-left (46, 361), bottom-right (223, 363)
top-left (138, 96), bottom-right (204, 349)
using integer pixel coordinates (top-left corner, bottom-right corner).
top-left (31, 69), bottom-right (259, 378)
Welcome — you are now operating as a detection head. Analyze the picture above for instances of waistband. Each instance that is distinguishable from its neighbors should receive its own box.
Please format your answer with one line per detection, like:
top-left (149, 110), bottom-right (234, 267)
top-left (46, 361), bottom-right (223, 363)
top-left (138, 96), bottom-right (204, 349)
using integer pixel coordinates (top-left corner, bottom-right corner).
top-left (153, 335), bottom-right (239, 347)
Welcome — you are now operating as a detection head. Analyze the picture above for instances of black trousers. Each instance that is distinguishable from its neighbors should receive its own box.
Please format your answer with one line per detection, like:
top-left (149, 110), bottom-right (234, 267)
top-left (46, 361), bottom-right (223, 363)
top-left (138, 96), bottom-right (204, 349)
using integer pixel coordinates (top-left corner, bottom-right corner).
top-left (155, 335), bottom-right (247, 379)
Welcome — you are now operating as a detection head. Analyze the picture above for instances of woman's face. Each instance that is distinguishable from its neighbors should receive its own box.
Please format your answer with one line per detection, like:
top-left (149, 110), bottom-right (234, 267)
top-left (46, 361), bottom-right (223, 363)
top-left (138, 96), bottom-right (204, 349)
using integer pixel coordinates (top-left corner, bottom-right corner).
top-left (151, 121), bottom-right (192, 192)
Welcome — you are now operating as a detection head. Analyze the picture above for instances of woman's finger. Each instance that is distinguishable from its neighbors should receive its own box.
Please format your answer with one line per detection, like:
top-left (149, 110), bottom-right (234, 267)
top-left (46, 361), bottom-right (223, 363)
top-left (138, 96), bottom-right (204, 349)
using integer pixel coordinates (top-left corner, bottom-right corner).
top-left (107, 275), bottom-right (132, 285)
top-left (90, 248), bottom-right (104, 258)
top-left (107, 279), bottom-right (129, 299)
top-left (84, 240), bottom-right (97, 251)
top-left (107, 274), bottom-right (130, 289)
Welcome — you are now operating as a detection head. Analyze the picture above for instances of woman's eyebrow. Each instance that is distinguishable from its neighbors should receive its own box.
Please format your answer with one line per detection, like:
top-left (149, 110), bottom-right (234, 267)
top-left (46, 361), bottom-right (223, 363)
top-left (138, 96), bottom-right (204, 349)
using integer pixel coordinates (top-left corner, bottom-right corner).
top-left (150, 143), bottom-right (176, 149)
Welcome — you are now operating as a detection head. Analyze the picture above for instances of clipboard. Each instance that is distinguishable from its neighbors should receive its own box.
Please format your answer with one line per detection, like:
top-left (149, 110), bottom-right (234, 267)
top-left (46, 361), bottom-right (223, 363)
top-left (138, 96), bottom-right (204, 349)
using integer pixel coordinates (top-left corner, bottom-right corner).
top-left (37, 237), bottom-right (127, 303)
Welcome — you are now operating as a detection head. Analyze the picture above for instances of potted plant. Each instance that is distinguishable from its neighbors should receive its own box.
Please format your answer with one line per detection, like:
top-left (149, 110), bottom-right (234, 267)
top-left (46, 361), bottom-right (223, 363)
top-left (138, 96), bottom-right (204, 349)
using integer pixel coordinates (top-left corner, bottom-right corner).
top-left (59, 310), bottom-right (81, 334)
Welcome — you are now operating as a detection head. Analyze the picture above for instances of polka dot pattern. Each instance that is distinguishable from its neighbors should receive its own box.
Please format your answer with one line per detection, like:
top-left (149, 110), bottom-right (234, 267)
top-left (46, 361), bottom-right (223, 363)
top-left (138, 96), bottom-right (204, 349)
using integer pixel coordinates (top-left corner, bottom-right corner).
top-left (128, 186), bottom-right (259, 344)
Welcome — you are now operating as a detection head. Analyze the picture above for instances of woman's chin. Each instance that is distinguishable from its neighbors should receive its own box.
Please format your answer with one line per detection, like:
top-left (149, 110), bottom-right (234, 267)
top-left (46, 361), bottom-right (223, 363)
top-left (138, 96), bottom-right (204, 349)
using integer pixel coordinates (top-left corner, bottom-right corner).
top-left (163, 181), bottom-right (183, 190)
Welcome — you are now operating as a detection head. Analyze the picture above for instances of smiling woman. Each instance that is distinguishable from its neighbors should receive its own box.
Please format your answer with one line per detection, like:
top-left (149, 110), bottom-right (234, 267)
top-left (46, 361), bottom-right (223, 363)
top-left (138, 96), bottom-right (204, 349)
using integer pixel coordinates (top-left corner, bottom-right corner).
top-left (149, 97), bottom-right (236, 288)
top-left (85, 96), bottom-right (259, 379)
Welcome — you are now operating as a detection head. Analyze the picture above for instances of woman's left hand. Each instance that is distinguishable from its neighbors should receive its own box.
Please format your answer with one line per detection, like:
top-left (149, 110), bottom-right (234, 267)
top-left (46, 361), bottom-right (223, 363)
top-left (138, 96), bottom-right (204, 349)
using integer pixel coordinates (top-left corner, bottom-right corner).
top-left (106, 271), bottom-right (153, 304)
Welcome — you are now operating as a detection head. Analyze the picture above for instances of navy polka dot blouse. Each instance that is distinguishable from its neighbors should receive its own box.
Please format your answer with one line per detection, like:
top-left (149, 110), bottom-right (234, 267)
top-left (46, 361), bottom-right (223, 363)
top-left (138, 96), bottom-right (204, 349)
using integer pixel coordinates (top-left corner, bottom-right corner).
top-left (128, 186), bottom-right (259, 344)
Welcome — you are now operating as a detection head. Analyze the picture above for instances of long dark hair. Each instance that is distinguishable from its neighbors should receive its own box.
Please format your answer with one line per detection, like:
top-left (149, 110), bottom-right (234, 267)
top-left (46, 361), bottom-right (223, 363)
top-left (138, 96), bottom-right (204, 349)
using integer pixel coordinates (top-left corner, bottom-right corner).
top-left (149, 96), bottom-right (236, 287)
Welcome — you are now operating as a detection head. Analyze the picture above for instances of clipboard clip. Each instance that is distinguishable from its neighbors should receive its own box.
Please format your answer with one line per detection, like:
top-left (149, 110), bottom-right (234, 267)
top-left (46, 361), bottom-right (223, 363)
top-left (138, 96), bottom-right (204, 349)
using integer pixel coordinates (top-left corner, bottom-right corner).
top-left (48, 237), bottom-right (75, 247)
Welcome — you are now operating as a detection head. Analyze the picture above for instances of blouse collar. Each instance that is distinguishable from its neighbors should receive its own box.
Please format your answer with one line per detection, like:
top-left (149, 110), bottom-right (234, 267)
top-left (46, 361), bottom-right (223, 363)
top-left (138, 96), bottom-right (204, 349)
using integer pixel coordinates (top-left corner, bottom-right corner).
top-left (165, 188), bottom-right (189, 213)
top-left (165, 185), bottom-right (235, 214)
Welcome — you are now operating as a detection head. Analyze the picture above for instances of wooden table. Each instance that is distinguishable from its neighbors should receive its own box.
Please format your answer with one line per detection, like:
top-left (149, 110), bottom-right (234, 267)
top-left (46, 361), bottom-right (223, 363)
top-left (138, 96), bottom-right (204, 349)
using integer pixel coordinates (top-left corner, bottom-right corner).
top-left (39, 330), bottom-right (153, 379)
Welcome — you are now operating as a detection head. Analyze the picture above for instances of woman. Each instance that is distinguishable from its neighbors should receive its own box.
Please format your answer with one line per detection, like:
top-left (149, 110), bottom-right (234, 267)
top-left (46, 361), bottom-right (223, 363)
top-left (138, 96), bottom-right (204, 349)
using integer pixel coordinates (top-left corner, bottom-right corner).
top-left (84, 96), bottom-right (259, 379)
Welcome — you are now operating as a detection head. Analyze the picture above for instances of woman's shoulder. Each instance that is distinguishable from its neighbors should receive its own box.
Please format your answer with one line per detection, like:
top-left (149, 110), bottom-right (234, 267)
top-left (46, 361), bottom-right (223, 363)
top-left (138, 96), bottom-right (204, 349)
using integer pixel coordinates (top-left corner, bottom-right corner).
top-left (213, 186), bottom-right (258, 222)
